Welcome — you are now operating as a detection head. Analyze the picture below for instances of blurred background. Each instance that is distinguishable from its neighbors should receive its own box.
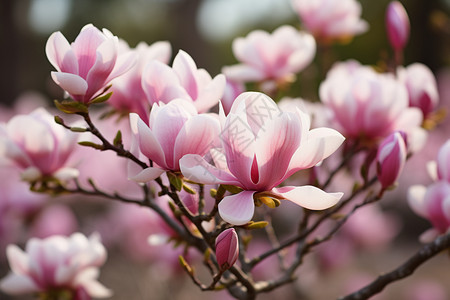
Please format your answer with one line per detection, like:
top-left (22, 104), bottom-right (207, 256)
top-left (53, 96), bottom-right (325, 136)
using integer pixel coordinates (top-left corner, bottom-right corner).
top-left (1, 0), bottom-right (450, 299)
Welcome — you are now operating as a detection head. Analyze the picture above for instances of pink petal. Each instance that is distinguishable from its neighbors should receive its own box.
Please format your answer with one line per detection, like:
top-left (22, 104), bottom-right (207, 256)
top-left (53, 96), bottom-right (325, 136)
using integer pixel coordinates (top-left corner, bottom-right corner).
top-left (142, 61), bottom-right (190, 104)
top-left (75, 268), bottom-right (112, 298)
top-left (106, 50), bottom-right (136, 82)
top-left (287, 127), bottom-right (345, 176)
top-left (172, 50), bottom-right (199, 99)
top-left (193, 73), bottom-right (226, 113)
top-left (0, 274), bottom-right (40, 295)
top-left (419, 228), bottom-right (440, 243)
top-left (173, 114), bottom-right (220, 169)
top-left (129, 113), bottom-right (166, 168)
top-left (51, 72), bottom-right (88, 98)
top-left (407, 185), bottom-right (428, 218)
top-left (129, 167), bottom-right (166, 183)
top-left (272, 186), bottom-right (342, 210)
top-left (218, 191), bottom-right (256, 225)
top-left (222, 64), bottom-right (266, 82)
top-left (6, 245), bottom-right (29, 275)
top-left (179, 154), bottom-right (240, 185)
top-left (46, 31), bottom-right (78, 74)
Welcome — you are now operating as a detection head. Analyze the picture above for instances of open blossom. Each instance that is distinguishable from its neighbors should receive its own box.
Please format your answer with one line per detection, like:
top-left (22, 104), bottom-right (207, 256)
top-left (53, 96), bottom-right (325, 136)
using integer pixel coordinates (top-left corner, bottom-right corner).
top-left (108, 40), bottom-right (172, 120)
top-left (222, 25), bottom-right (316, 83)
top-left (376, 131), bottom-right (407, 189)
top-left (0, 233), bottom-right (111, 298)
top-left (129, 99), bottom-right (220, 182)
top-left (320, 60), bottom-right (424, 150)
top-left (0, 108), bottom-right (79, 182)
top-left (398, 63), bottom-right (439, 118)
top-left (385, 1), bottom-right (410, 51)
top-left (291, 0), bottom-right (368, 43)
top-left (142, 50), bottom-right (225, 113)
top-left (408, 140), bottom-right (450, 242)
top-left (46, 24), bottom-right (135, 103)
top-left (180, 92), bottom-right (345, 225)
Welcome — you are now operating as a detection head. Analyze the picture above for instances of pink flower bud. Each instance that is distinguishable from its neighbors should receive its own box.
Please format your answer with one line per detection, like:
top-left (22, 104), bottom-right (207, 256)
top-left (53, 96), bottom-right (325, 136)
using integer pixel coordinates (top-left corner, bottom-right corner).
top-left (386, 1), bottom-right (410, 51)
top-left (215, 228), bottom-right (239, 271)
top-left (376, 131), bottom-right (407, 189)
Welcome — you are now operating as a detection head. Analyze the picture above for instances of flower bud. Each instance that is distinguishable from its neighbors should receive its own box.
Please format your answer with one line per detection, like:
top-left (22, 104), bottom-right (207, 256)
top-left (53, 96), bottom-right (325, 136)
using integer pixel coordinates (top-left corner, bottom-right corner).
top-left (386, 1), bottom-right (410, 51)
top-left (215, 228), bottom-right (239, 271)
top-left (376, 131), bottom-right (407, 189)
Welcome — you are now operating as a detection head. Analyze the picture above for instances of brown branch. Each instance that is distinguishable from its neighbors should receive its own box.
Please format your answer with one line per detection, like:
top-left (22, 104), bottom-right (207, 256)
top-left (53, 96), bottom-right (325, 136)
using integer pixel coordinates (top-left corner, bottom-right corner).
top-left (339, 232), bottom-right (450, 300)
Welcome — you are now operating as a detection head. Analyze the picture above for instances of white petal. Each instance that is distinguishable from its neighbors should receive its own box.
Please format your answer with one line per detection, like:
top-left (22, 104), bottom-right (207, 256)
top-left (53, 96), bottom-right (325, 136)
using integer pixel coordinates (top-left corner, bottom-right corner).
top-left (272, 185), bottom-right (342, 210)
top-left (407, 185), bottom-right (428, 218)
top-left (218, 191), bottom-right (255, 225)
top-left (51, 72), bottom-right (88, 97)
top-left (129, 167), bottom-right (165, 183)
top-left (0, 274), bottom-right (40, 295)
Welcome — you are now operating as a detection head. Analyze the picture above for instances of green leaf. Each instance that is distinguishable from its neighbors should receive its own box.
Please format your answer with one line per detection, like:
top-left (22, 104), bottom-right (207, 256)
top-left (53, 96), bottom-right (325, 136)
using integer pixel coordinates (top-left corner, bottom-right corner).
top-left (244, 221), bottom-right (269, 230)
top-left (182, 183), bottom-right (196, 194)
top-left (88, 91), bottom-right (113, 105)
top-left (54, 115), bottom-right (65, 126)
top-left (168, 172), bottom-right (183, 191)
top-left (222, 185), bottom-right (243, 194)
top-left (78, 141), bottom-right (104, 150)
top-left (113, 130), bottom-right (122, 147)
top-left (70, 127), bottom-right (87, 132)
top-left (54, 99), bottom-right (88, 114)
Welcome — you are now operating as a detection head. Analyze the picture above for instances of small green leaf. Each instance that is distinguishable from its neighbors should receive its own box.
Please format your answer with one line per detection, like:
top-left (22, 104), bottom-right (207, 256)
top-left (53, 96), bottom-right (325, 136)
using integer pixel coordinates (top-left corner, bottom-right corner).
top-left (182, 183), bottom-right (196, 194)
top-left (54, 99), bottom-right (88, 114)
top-left (78, 141), bottom-right (104, 150)
top-left (113, 130), bottom-right (122, 147)
top-left (222, 185), bottom-right (243, 194)
top-left (178, 255), bottom-right (193, 274)
top-left (168, 172), bottom-right (183, 191)
top-left (54, 115), bottom-right (65, 126)
top-left (209, 188), bottom-right (217, 198)
top-left (70, 127), bottom-right (87, 132)
top-left (88, 91), bottom-right (113, 105)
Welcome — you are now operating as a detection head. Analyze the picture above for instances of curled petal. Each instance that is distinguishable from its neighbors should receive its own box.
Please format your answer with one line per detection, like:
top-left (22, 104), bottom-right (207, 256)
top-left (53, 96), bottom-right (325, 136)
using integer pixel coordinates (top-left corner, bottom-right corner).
top-left (51, 72), bottom-right (88, 97)
top-left (218, 191), bottom-right (256, 225)
top-left (272, 185), bottom-right (342, 210)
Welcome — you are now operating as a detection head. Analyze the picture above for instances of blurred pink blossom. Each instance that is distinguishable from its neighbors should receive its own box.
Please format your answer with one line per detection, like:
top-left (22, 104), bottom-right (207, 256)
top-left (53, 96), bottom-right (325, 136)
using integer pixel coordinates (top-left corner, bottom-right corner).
top-left (320, 60), bottom-right (425, 151)
top-left (129, 99), bottom-right (220, 182)
top-left (142, 50), bottom-right (225, 113)
top-left (385, 1), bottom-right (410, 52)
top-left (291, 0), bottom-right (368, 43)
top-left (30, 204), bottom-right (78, 239)
top-left (222, 26), bottom-right (316, 84)
top-left (0, 108), bottom-right (79, 182)
top-left (180, 92), bottom-right (344, 225)
top-left (0, 233), bottom-right (111, 299)
top-left (108, 40), bottom-right (172, 120)
top-left (398, 63), bottom-right (439, 119)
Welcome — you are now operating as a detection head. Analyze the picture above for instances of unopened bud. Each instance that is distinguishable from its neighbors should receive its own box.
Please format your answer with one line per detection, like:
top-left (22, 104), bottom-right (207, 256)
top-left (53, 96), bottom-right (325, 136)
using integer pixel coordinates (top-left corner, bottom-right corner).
top-left (215, 228), bottom-right (239, 271)
top-left (386, 1), bottom-right (410, 51)
top-left (376, 131), bottom-right (407, 189)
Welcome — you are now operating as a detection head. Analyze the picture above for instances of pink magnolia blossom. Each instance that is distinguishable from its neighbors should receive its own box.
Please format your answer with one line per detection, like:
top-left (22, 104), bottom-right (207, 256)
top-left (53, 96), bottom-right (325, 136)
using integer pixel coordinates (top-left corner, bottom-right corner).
top-left (141, 50), bottom-right (225, 113)
top-left (215, 228), bottom-right (239, 271)
top-left (0, 233), bottom-right (111, 298)
top-left (0, 108), bottom-right (79, 182)
top-left (436, 140), bottom-right (450, 182)
top-left (376, 131), bottom-right (407, 189)
top-left (129, 99), bottom-right (221, 182)
top-left (180, 92), bottom-right (345, 225)
top-left (408, 181), bottom-right (450, 243)
top-left (46, 24), bottom-right (135, 103)
top-left (385, 1), bottom-right (410, 51)
top-left (222, 25), bottom-right (316, 83)
top-left (108, 40), bottom-right (172, 120)
top-left (221, 79), bottom-right (245, 115)
top-left (398, 63), bottom-right (439, 118)
top-left (320, 60), bottom-right (425, 150)
top-left (291, 0), bottom-right (368, 43)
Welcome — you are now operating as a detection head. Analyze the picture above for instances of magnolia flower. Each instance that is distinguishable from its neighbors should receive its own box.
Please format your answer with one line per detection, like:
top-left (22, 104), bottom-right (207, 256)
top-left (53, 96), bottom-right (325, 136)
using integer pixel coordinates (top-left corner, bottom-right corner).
top-left (291, 0), bottom-right (368, 43)
top-left (0, 233), bottom-right (111, 298)
top-left (215, 228), bottom-right (239, 271)
top-left (222, 25), bottom-right (316, 83)
top-left (129, 99), bottom-right (220, 182)
top-left (0, 108), bottom-right (79, 182)
top-left (180, 92), bottom-right (345, 225)
top-left (46, 24), bottom-right (135, 103)
top-left (398, 63), bottom-right (439, 118)
top-left (320, 60), bottom-right (424, 150)
top-left (408, 182), bottom-right (450, 243)
top-left (385, 1), bottom-right (410, 52)
top-left (142, 50), bottom-right (225, 113)
top-left (376, 131), bottom-right (407, 189)
top-left (108, 40), bottom-right (172, 120)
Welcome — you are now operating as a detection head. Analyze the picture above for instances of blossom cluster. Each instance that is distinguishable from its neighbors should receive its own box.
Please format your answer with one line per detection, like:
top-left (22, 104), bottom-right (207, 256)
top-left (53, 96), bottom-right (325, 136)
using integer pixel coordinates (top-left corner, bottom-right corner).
top-left (0, 0), bottom-right (447, 299)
